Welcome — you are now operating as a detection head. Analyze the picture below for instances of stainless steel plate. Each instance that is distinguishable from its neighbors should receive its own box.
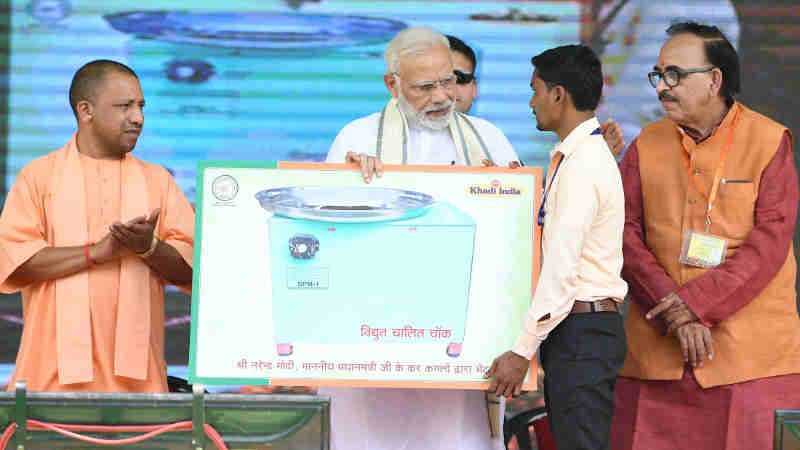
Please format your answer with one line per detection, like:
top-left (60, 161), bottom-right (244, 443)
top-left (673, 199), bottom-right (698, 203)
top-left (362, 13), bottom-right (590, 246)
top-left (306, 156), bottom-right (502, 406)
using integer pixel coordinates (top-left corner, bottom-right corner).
top-left (103, 11), bottom-right (407, 51)
top-left (255, 186), bottom-right (434, 223)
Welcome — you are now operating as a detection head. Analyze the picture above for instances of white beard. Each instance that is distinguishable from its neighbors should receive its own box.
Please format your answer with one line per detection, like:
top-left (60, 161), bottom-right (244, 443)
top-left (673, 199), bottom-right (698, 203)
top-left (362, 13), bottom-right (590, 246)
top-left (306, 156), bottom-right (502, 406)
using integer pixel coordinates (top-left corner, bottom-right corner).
top-left (397, 89), bottom-right (454, 131)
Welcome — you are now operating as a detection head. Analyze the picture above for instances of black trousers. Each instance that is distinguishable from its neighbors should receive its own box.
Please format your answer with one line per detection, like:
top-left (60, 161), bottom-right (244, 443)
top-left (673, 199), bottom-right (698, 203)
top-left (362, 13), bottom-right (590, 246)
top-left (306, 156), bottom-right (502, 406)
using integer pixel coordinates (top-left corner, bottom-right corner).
top-left (540, 311), bottom-right (627, 450)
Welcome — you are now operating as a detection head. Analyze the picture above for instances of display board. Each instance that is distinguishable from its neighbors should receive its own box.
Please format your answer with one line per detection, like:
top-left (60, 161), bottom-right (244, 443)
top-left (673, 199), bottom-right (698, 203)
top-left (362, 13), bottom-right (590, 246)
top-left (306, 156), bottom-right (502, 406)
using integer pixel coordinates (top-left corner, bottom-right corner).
top-left (189, 162), bottom-right (541, 389)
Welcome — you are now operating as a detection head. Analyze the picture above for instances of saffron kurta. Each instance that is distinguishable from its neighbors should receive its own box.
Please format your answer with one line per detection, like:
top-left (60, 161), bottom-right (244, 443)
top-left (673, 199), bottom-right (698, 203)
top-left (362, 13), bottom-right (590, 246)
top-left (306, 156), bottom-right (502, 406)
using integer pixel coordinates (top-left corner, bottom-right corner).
top-left (611, 103), bottom-right (800, 450)
top-left (0, 135), bottom-right (194, 392)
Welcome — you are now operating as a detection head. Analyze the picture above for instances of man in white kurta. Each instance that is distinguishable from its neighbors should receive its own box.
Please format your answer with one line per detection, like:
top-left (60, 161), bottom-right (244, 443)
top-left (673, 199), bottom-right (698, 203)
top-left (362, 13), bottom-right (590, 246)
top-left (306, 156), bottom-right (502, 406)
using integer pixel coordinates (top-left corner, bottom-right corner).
top-left (327, 112), bottom-right (517, 167)
top-left (323, 26), bottom-right (518, 450)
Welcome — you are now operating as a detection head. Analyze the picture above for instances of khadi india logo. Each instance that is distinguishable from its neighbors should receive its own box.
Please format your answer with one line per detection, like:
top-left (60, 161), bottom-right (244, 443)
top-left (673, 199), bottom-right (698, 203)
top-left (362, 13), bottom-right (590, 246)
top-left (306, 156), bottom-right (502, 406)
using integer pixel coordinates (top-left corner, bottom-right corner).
top-left (467, 179), bottom-right (523, 197)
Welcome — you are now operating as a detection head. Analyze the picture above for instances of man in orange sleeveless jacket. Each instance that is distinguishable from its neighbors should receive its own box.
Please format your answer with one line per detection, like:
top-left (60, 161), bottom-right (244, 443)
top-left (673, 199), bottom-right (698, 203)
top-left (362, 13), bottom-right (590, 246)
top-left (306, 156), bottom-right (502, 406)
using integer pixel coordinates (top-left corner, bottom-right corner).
top-left (611, 22), bottom-right (800, 450)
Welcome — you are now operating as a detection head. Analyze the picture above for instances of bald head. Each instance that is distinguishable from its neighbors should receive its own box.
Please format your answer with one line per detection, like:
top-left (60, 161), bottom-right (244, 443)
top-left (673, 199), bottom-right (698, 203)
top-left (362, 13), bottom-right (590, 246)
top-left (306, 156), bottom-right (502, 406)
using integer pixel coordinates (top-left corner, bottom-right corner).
top-left (69, 60), bottom-right (138, 118)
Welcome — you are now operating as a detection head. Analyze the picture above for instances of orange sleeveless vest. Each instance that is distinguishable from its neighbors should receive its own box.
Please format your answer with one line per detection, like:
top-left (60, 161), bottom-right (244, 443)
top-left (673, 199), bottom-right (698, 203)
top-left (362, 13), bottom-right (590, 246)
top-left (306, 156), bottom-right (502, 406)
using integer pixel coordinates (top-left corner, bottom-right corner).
top-left (620, 103), bottom-right (800, 387)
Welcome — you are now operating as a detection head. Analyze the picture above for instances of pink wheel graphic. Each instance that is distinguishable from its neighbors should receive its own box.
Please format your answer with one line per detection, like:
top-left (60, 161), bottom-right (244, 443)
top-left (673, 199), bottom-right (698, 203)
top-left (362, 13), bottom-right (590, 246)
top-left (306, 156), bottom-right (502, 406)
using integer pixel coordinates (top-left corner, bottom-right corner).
top-left (446, 342), bottom-right (462, 358)
top-left (277, 343), bottom-right (293, 356)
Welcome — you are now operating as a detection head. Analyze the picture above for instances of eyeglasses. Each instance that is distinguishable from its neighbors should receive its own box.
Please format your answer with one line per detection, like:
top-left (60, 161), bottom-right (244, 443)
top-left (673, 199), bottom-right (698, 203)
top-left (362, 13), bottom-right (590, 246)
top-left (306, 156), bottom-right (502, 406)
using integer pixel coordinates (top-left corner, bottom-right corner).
top-left (392, 72), bottom-right (456, 96)
top-left (648, 66), bottom-right (715, 88)
top-left (453, 70), bottom-right (476, 85)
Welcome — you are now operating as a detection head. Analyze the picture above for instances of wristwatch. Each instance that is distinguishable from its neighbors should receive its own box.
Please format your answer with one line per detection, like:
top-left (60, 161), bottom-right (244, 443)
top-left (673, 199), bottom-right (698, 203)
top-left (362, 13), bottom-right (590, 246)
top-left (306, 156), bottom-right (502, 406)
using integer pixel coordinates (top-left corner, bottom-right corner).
top-left (138, 235), bottom-right (159, 258)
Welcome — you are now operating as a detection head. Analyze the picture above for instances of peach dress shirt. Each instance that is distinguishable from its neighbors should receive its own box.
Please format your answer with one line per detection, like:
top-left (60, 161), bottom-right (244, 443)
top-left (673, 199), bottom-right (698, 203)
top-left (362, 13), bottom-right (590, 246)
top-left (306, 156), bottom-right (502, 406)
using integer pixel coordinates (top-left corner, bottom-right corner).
top-left (512, 117), bottom-right (628, 360)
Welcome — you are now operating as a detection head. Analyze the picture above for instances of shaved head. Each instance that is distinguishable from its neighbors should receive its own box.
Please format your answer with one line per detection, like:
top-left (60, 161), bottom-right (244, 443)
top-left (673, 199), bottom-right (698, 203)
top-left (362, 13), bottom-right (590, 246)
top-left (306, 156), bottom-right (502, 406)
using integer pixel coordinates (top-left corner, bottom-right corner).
top-left (68, 59), bottom-right (138, 118)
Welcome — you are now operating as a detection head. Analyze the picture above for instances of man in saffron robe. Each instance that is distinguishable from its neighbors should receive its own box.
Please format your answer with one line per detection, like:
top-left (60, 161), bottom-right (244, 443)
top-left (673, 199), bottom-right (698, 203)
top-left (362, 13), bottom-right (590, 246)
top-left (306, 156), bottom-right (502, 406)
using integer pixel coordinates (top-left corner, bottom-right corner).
top-left (0, 59), bottom-right (194, 392)
top-left (611, 22), bottom-right (800, 450)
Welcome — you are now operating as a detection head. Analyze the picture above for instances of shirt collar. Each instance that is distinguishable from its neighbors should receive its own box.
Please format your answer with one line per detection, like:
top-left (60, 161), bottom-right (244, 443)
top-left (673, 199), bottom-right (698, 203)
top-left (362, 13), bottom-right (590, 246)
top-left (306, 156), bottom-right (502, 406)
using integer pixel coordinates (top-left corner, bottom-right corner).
top-left (549, 116), bottom-right (601, 159)
top-left (675, 101), bottom-right (739, 145)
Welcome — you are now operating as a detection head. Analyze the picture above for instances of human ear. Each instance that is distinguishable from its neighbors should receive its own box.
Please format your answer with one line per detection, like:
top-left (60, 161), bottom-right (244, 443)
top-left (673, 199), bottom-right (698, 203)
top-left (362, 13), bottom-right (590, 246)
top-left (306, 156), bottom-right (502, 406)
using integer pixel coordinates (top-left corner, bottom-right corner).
top-left (710, 68), bottom-right (723, 96)
top-left (554, 85), bottom-right (565, 103)
top-left (76, 100), bottom-right (93, 124)
top-left (384, 72), bottom-right (400, 98)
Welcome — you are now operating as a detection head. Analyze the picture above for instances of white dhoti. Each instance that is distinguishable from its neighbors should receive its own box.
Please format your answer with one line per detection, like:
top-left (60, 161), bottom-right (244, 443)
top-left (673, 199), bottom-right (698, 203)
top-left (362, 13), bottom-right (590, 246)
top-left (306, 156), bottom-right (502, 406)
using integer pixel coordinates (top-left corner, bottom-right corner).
top-left (322, 387), bottom-right (506, 450)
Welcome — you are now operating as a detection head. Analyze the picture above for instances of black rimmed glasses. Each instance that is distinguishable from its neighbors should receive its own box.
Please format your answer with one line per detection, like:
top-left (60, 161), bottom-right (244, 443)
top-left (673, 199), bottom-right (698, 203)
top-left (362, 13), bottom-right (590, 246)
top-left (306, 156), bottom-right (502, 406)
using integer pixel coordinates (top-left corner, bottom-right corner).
top-left (648, 66), bottom-right (715, 88)
top-left (453, 70), bottom-right (476, 85)
top-left (391, 72), bottom-right (456, 97)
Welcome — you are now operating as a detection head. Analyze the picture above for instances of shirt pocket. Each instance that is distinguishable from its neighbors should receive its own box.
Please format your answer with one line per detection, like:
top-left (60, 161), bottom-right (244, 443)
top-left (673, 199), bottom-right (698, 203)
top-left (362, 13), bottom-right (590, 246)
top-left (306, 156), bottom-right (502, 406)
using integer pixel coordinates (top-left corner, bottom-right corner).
top-left (715, 178), bottom-right (755, 240)
top-left (719, 178), bottom-right (755, 199)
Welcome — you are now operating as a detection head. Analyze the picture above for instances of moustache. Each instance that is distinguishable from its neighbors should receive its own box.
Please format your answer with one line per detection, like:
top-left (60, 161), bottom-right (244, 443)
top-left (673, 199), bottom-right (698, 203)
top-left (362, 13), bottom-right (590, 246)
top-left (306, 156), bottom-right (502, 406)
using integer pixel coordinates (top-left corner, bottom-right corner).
top-left (658, 91), bottom-right (677, 102)
top-left (424, 101), bottom-right (453, 113)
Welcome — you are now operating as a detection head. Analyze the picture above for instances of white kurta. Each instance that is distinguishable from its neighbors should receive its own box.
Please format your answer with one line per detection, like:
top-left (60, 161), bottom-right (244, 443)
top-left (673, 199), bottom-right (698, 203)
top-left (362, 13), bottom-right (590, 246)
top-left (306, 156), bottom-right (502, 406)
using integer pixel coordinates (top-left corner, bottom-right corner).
top-left (327, 112), bottom-right (518, 167)
top-left (324, 111), bottom-right (518, 450)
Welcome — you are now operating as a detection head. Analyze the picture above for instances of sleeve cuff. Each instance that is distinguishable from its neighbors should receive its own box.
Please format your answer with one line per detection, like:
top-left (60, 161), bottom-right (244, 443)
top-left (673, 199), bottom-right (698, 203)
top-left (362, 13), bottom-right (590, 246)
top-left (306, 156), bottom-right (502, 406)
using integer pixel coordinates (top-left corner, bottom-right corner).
top-left (163, 238), bottom-right (193, 295)
top-left (511, 329), bottom-right (543, 361)
top-left (675, 284), bottom-right (714, 327)
top-left (0, 240), bottom-right (48, 293)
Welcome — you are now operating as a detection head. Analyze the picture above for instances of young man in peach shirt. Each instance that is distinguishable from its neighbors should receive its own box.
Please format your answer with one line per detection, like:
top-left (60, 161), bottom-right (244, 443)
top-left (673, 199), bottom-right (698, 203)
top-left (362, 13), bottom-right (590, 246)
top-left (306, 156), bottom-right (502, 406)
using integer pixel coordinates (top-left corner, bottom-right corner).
top-left (0, 60), bottom-right (194, 392)
top-left (487, 44), bottom-right (628, 450)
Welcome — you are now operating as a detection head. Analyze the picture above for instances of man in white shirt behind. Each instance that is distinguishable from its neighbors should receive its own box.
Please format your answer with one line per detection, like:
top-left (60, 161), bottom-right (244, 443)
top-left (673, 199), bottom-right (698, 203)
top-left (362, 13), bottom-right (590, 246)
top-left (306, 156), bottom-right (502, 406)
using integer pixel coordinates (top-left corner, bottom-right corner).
top-left (487, 44), bottom-right (628, 450)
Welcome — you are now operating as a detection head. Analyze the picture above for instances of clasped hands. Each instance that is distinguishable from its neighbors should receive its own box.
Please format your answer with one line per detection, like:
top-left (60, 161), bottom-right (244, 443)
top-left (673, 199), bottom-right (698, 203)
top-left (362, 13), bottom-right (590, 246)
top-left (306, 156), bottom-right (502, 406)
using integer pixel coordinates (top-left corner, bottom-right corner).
top-left (646, 292), bottom-right (714, 367)
top-left (91, 208), bottom-right (160, 264)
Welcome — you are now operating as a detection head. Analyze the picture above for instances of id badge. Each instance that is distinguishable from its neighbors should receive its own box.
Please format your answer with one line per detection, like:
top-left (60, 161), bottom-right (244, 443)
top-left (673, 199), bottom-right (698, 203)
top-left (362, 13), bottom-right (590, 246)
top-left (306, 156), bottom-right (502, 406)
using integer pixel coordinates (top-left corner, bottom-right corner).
top-left (679, 229), bottom-right (728, 268)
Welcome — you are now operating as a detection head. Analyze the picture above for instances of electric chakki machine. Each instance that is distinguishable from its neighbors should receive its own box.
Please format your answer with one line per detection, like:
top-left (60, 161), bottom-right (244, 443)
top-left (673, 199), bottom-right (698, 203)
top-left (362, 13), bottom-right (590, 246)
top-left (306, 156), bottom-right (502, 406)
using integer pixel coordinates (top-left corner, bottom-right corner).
top-left (255, 186), bottom-right (477, 358)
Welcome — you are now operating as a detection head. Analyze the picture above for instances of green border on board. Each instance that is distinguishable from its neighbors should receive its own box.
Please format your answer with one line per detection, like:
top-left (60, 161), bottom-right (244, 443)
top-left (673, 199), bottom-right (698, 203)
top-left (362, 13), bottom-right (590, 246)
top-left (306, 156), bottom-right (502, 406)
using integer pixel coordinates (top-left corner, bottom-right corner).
top-left (189, 160), bottom-right (278, 386)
